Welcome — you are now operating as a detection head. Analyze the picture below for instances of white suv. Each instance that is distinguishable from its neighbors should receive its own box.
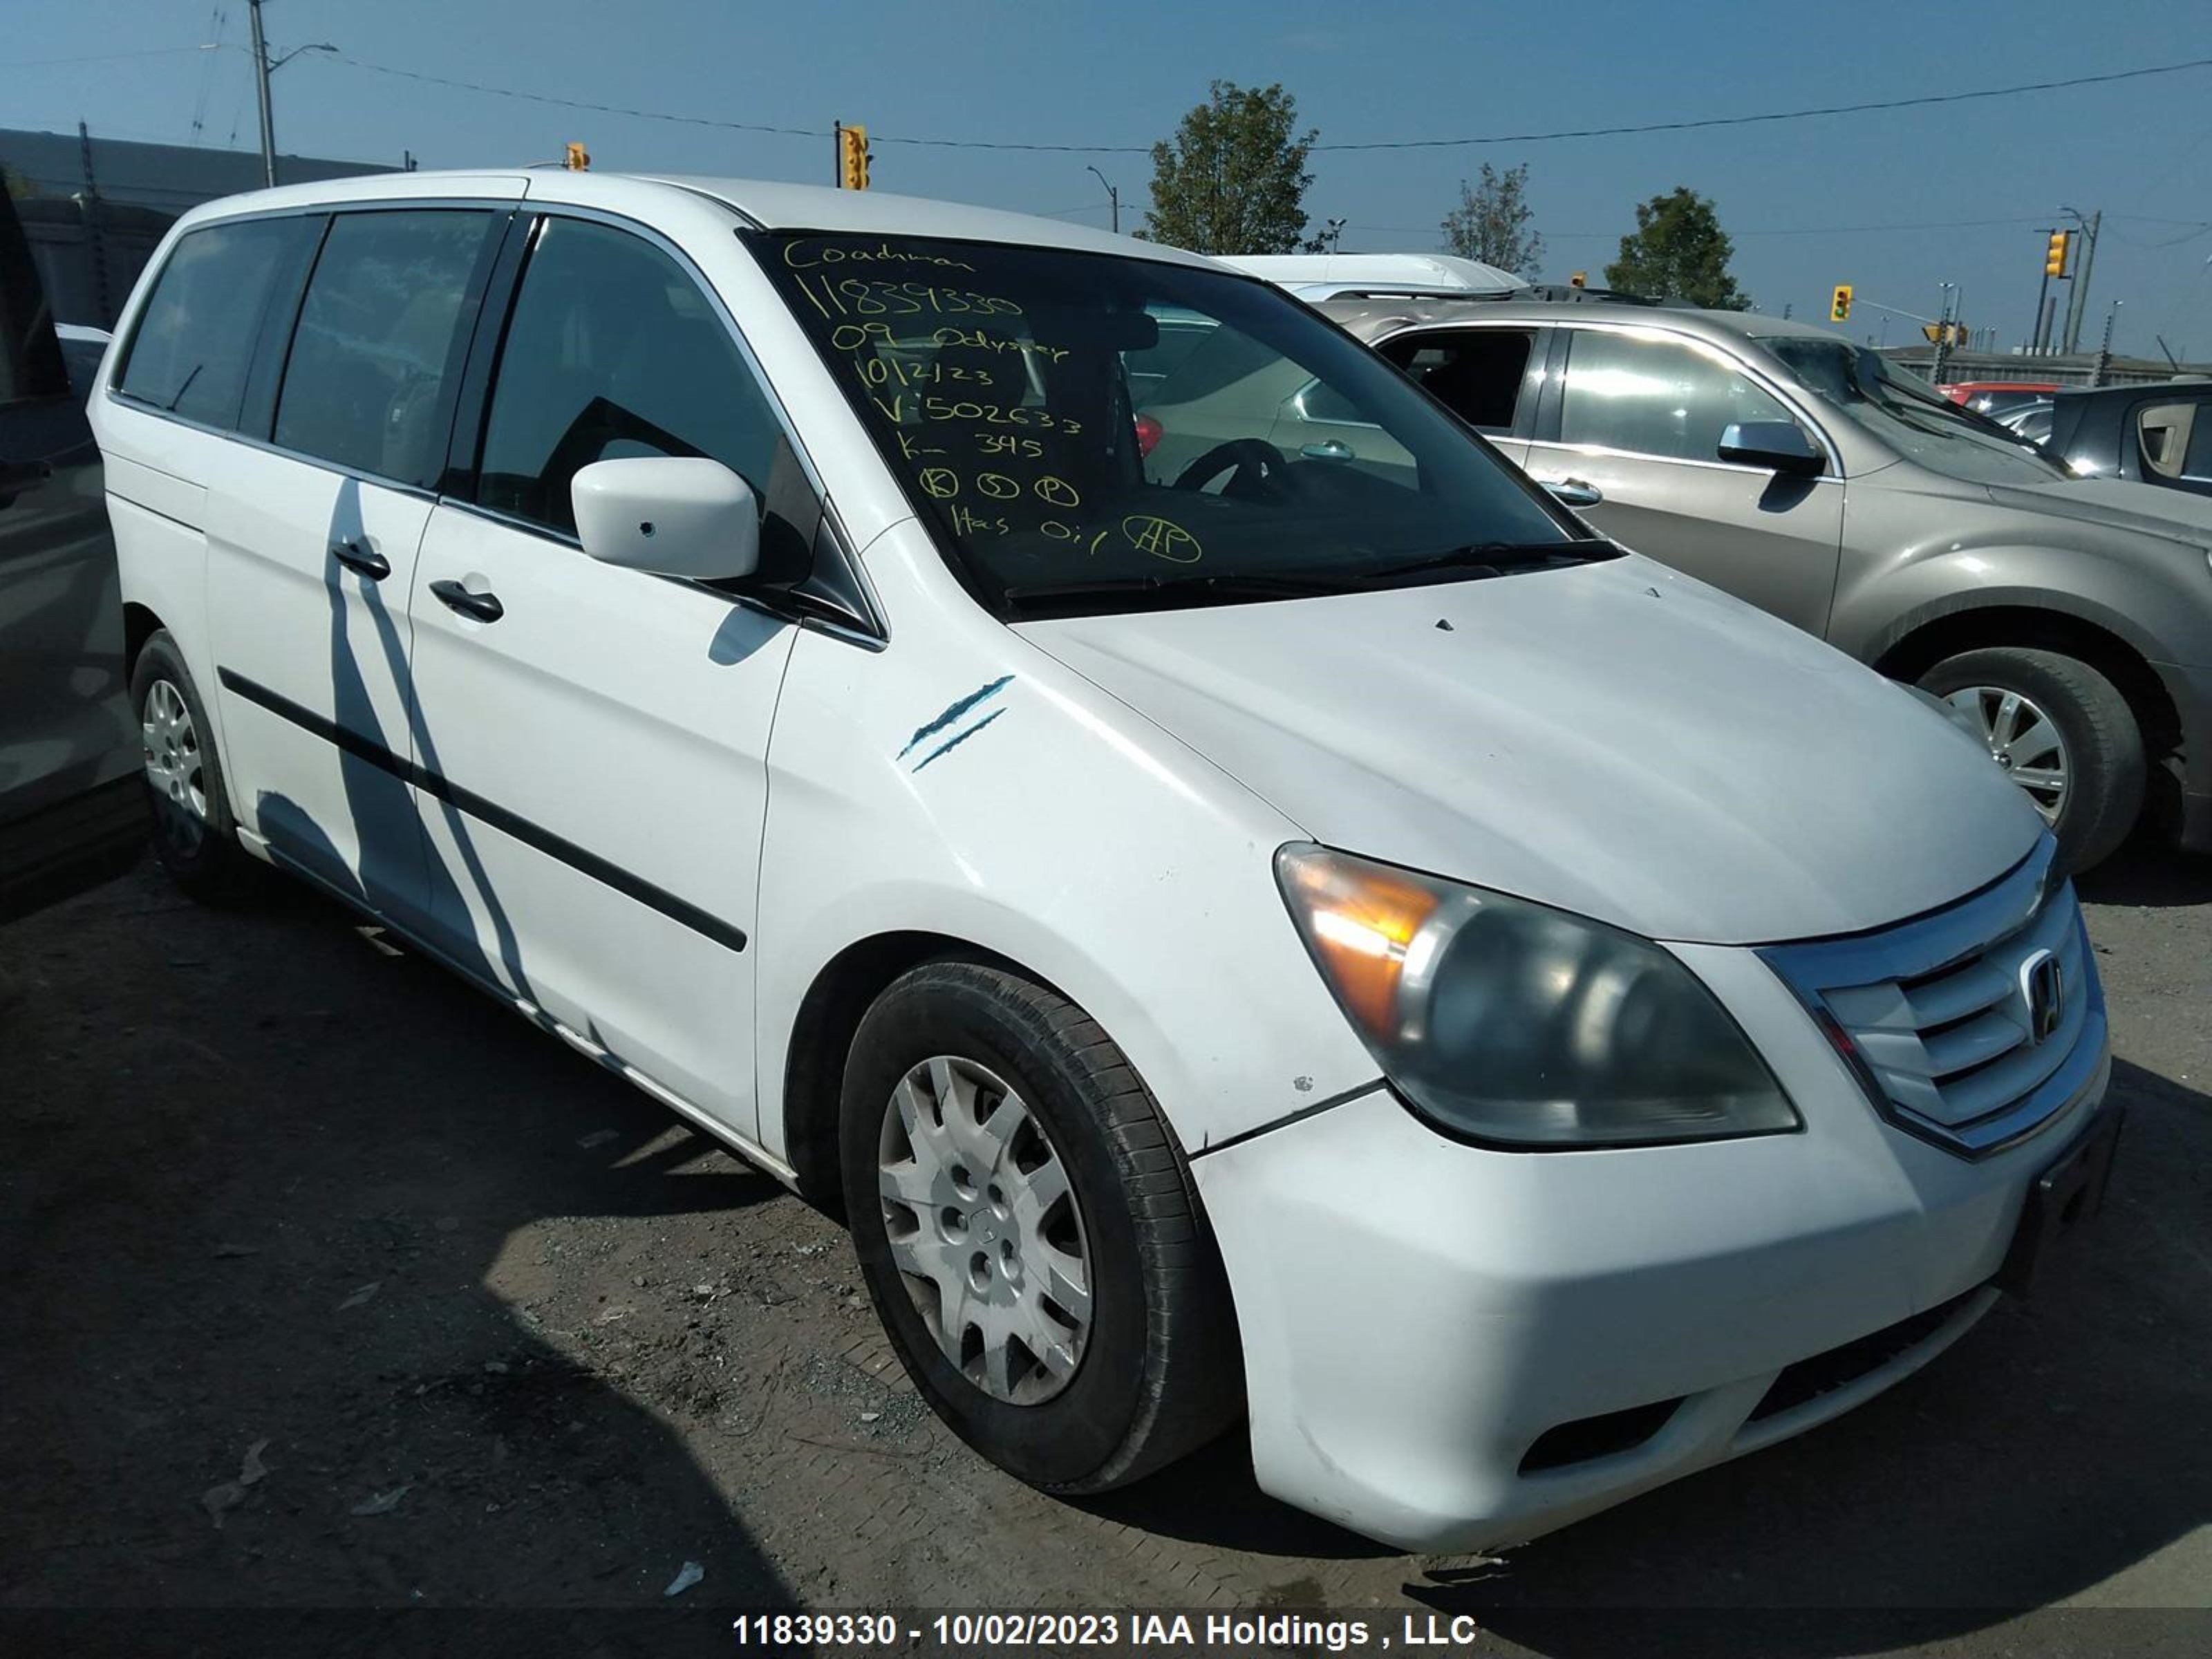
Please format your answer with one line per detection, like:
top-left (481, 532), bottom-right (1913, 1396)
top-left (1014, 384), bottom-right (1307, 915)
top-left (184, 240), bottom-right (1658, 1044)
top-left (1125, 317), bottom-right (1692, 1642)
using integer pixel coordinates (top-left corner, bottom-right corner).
top-left (88, 169), bottom-right (2118, 1552)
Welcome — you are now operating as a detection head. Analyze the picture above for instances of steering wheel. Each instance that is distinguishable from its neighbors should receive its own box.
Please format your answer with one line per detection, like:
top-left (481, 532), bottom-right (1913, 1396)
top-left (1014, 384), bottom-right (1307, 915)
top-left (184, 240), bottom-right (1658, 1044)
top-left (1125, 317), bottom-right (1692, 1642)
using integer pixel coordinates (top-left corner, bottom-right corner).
top-left (1174, 438), bottom-right (1291, 500)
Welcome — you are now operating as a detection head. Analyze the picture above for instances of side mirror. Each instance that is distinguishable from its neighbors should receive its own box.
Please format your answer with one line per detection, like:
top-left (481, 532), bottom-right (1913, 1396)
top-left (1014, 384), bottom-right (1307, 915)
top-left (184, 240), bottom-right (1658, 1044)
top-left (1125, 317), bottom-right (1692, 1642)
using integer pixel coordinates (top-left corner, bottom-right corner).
top-left (1717, 420), bottom-right (1824, 476)
top-left (572, 456), bottom-right (760, 582)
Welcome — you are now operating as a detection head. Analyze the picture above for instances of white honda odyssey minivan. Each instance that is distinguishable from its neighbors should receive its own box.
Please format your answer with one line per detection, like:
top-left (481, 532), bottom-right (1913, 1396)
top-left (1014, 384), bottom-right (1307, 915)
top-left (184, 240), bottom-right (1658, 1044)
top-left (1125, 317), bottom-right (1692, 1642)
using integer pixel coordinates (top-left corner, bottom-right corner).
top-left (88, 169), bottom-right (2119, 1552)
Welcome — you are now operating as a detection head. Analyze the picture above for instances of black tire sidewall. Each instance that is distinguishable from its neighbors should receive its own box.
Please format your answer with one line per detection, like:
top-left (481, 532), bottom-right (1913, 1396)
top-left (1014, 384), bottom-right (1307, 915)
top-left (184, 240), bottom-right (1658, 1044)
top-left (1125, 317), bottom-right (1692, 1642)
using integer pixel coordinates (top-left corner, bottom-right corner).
top-left (839, 969), bottom-right (1152, 1489)
top-left (129, 632), bottom-right (242, 890)
top-left (1918, 648), bottom-right (2142, 872)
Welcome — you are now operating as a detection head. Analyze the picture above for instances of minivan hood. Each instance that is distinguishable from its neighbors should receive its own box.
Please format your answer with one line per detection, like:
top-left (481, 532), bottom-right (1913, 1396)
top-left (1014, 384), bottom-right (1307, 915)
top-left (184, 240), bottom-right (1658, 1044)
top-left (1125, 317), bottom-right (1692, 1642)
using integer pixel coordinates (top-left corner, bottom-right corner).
top-left (1018, 556), bottom-right (2041, 946)
top-left (1986, 477), bottom-right (2212, 542)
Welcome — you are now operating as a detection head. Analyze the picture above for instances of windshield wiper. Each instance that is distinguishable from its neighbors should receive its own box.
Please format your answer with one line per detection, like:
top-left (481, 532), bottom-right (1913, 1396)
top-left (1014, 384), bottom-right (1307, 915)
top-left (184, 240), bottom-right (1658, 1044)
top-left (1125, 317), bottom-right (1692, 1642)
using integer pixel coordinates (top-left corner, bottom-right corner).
top-left (1358, 537), bottom-right (1616, 584)
top-left (1002, 571), bottom-right (1354, 613)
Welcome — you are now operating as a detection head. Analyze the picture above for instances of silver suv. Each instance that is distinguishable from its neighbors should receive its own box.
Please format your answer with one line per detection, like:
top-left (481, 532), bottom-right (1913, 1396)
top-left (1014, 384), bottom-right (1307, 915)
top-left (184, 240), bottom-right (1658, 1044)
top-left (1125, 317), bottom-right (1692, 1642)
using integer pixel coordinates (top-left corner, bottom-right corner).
top-left (1313, 294), bottom-right (2212, 871)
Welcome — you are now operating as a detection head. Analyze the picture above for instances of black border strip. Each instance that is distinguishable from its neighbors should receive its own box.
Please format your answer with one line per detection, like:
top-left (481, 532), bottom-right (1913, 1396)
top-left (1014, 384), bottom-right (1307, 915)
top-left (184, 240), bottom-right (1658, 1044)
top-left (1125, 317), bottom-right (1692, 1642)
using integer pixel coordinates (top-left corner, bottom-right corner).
top-left (1190, 1079), bottom-right (1387, 1161)
top-left (217, 668), bottom-right (747, 953)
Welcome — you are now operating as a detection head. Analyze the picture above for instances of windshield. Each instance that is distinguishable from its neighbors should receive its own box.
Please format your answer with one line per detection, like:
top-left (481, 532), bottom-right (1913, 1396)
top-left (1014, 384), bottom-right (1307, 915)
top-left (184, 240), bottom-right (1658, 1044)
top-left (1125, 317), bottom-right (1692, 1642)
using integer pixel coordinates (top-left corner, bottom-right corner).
top-left (1762, 337), bottom-right (2068, 485)
top-left (749, 232), bottom-right (1600, 616)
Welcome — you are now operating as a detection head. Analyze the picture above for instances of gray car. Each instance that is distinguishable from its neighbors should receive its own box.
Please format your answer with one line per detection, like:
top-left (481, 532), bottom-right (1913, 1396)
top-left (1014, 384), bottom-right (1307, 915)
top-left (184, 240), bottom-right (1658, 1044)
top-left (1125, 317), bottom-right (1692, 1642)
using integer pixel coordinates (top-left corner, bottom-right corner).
top-left (1, 187), bottom-right (142, 924)
top-left (1311, 294), bottom-right (2212, 870)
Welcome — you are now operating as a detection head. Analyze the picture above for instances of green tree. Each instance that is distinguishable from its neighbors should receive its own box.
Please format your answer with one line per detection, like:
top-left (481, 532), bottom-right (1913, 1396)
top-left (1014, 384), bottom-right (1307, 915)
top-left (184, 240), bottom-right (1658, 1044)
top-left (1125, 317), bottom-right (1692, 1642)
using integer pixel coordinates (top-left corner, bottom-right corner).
top-left (1604, 187), bottom-right (1748, 309)
top-left (1440, 162), bottom-right (1544, 278)
top-left (1141, 81), bottom-right (1318, 255)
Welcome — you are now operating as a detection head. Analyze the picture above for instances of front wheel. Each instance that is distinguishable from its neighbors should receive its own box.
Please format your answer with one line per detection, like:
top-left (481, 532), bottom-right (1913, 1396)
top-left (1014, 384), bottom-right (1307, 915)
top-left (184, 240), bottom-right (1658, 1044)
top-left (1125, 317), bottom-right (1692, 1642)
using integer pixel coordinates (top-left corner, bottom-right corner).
top-left (839, 961), bottom-right (1240, 1493)
top-left (1918, 646), bottom-right (2144, 874)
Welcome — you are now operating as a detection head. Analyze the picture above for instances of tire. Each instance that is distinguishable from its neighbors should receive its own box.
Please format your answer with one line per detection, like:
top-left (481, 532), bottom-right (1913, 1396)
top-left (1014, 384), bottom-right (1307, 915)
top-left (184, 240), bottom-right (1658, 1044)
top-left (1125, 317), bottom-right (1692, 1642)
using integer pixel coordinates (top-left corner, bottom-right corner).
top-left (839, 960), bottom-right (1240, 1493)
top-left (1918, 646), bottom-right (2144, 874)
top-left (129, 630), bottom-right (259, 901)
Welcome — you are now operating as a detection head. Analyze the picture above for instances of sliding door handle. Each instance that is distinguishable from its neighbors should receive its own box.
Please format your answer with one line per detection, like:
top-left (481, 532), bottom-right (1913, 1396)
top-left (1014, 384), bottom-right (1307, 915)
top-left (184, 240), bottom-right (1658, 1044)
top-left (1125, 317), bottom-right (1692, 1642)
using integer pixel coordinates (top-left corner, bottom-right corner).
top-left (429, 578), bottom-right (504, 623)
top-left (330, 538), bottom-right (390, 581)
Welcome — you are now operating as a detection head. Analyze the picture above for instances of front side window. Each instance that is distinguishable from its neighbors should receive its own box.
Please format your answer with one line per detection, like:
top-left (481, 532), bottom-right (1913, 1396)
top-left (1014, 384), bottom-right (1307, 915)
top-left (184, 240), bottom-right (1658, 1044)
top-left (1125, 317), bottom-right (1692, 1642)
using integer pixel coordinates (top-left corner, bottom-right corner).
top-left (273, 209), bottom-right (496, 487)
top-left (476, 217), bottom-right (789, 538)
top-left (750, 233), bottom-right (1592, 617)
top-left (118, 216), bottom-right (314, 429)
top-left (1557, 329), bottom-right (1794, 463)
top-left (1380, 328), bottom-right (1534, 433)
top-left (1762, 336), bottom-right (2067, 485)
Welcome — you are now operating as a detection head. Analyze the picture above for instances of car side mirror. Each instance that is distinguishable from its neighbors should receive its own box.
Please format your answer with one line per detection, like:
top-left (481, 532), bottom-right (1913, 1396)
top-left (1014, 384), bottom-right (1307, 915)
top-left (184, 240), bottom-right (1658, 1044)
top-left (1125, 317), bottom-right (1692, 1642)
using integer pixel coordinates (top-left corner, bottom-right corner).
top-left (572, 457), bottom-right (760, 582)
top-left (1717, 420), bottom-right (1824, 476)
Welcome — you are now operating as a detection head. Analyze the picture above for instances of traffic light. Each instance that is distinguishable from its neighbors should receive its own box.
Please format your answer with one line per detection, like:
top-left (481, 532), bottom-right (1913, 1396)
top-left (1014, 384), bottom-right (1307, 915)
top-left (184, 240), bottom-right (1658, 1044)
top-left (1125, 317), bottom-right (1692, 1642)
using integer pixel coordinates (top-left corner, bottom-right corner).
top-left (1568, 270), bottom-right (1587, 288)
top-left (2045, 229), bottom-right (2071, 277)
top-left (563, 141), bottom-right (590, 172)
top-left (1829, 283), bottom-right (1853, 323)
top-left (838, 124), bottom-right (870, 190)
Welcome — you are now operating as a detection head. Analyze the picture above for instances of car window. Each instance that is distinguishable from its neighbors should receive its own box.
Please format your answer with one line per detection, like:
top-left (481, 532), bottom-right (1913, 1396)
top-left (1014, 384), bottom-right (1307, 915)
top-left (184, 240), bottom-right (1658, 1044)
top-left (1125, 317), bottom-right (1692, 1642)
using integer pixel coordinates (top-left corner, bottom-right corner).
top-left (2137, 401), bottom-right (2210, 483)
top-left (272, 210), bottom-right (496, 488)
top-left (476, 216), bottom-right (788, 538)
top-left (1557, 329), bottom-right (1792, 462)
top-left (1380, 329), bottom-right (1533, 433)
top-left (118, 217), bottom-right (312, 429)
top-left (751, 232), bottom-right (1595, 619)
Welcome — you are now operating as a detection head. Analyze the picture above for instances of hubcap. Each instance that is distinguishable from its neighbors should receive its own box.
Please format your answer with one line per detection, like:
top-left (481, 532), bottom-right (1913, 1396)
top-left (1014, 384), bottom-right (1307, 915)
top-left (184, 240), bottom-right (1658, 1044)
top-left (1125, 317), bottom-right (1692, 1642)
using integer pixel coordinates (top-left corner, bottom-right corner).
top-left (877, 1055), bottom-right (1092, 1405)
top-left (141, 679), bottom-right (207, 850)
top-left (1946, 684), bottom-right (2068, 825)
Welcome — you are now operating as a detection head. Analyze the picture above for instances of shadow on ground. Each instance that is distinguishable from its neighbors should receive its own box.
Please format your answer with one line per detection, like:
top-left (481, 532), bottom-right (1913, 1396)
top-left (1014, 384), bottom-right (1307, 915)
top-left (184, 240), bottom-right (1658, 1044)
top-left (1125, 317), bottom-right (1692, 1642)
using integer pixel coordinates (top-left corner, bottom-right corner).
top-left (0, 870), bottom-right (793, 1653)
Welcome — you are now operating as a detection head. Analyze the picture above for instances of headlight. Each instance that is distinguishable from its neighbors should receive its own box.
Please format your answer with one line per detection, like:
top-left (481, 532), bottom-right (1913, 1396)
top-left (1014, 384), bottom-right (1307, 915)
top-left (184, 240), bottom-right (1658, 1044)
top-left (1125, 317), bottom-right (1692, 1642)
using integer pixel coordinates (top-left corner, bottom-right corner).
top-left (1275, 845), bottom-right (1799, 1147)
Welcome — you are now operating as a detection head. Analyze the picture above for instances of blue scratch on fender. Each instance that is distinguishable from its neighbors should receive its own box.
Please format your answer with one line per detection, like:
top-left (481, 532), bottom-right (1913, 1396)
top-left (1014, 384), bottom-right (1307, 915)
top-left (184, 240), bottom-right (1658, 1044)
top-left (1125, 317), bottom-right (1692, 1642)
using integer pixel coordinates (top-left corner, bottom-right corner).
top-left (899, 675), bottom-right (1013, 760)
top-left (912, 709), bottom-right (1005, 773)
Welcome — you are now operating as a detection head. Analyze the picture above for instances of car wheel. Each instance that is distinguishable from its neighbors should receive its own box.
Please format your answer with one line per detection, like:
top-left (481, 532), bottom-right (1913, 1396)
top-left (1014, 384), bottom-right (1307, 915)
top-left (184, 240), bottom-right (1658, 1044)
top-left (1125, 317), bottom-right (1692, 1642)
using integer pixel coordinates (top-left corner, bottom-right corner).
top-left (1919, 646), bottom-right (2144, 874)
top-left (839, 959), bottom-right (1240, 1492)
top-left (130, 630), bottom-right (257, 901)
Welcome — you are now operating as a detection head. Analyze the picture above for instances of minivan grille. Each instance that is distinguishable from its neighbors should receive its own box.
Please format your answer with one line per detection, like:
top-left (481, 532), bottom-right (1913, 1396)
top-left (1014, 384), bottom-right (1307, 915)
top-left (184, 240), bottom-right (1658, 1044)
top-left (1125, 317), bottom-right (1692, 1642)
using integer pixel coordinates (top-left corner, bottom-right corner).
top-left (1761, 838), bottom-right (2106, 1158)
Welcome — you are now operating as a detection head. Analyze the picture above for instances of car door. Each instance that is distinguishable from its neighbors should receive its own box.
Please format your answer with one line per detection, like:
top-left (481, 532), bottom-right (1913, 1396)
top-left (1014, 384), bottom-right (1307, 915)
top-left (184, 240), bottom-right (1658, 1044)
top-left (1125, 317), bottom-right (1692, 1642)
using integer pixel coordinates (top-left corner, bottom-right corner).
top-left (0, 194), bottom-right (142, 921)
top-left (202, 201), bottom-right (512, 932)
top-left (404, 211), bottom-right (809, 1138)
top-left (1524, 324), bottom-right (1845, 637)
top-left (1362, 324), bottom-right (1544, 468)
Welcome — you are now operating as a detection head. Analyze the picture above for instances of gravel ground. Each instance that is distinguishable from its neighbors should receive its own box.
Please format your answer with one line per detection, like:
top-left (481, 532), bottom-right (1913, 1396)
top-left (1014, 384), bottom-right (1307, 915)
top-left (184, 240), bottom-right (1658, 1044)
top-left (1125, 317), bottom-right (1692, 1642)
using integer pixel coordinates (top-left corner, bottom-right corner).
top-left (1, 841), bottom-right (2206, 1657)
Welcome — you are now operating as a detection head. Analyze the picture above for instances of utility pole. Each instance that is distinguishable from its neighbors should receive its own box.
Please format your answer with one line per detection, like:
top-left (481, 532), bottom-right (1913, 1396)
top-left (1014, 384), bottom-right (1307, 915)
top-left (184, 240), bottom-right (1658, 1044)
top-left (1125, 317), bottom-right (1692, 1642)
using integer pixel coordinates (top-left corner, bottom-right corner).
top-left (1085, 165), bottom-right (1119, 234)
top-left (245, 3), bottom-right (335, 189)
top-left (2032, 227), bottom-right (2056, 355)
top-left (249, 0), bottom-right (276, 187)
top-left (1324, 216), bottom-right (1347, 254)
top-left (2059, 207), bottom-right (2102, 355)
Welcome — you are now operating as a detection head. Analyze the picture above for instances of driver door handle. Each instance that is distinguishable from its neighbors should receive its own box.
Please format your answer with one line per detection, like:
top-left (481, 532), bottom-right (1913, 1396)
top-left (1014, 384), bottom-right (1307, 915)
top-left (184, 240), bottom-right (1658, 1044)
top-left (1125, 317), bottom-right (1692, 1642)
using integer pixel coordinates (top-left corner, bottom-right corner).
top-left (429, 578), bottom-right (505, 624)
top-left (330, 538), bottom-right (391, 581)
top-left (1540, 477), bottom-right (1603, 507)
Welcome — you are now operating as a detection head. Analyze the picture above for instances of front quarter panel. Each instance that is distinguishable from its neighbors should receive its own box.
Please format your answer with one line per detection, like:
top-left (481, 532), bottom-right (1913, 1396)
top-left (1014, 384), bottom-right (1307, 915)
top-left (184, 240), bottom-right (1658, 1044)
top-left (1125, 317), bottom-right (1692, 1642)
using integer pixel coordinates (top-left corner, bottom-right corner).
top-left (1830, 477), bottom-right (2212, 671)
top-left (751, 521), bottom-right (1381, 1163)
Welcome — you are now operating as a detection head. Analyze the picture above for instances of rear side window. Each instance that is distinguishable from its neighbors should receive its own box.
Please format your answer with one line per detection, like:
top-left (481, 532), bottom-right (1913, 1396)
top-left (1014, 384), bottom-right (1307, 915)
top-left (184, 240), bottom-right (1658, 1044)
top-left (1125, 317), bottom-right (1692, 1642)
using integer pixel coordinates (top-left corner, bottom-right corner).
top-left (119, 217), bottom-right (311, 429)
top-left (273, 210), bottom-right (497, 488)
top-left (474, 216), bottom-right (785, 536)
top-left (1382, 329), bottom-right (1534, 433)
top-left (1557, 328), bottom-right (1792, 463)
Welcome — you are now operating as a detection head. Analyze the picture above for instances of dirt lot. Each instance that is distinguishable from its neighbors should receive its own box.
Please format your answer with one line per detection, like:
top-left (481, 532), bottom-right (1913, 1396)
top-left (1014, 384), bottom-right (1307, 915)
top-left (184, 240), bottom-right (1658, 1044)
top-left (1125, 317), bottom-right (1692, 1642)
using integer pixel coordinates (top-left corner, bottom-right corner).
top-left (3, 842), bottom-right (2208, 1657)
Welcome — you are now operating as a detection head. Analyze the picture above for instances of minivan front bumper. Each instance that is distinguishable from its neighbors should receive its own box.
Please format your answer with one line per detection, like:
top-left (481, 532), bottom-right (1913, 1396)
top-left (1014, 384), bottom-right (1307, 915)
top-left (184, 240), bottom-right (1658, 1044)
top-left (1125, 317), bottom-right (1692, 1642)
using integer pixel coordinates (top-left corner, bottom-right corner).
top-left (1189, 939), bottom-right (2110, 1554)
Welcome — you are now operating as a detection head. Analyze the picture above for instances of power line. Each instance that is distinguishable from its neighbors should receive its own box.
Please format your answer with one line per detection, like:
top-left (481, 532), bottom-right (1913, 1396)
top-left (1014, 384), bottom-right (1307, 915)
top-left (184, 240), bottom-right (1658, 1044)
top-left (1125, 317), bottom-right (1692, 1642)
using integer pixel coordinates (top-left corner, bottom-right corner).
top-left (1313, 58), bottom-right (2212, 150)
top-left (306, 50), bottom-right (2212, 157)
top-left (1349, 214), bottom-right (2059, 239)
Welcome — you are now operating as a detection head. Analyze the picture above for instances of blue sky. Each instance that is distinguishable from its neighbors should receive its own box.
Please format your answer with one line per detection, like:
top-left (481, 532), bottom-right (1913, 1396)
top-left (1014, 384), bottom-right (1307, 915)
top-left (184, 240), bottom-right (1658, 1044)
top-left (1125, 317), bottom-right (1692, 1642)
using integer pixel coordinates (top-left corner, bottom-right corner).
top-left (10, 0), bottom-right (2211, 357)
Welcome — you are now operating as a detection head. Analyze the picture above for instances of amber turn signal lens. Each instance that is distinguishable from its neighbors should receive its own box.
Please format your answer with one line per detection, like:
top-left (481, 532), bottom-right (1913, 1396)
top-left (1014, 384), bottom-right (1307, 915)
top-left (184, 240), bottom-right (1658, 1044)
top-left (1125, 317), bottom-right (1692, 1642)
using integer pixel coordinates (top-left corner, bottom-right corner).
top-left (1281, 854), bottom-right (1439, 1038)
